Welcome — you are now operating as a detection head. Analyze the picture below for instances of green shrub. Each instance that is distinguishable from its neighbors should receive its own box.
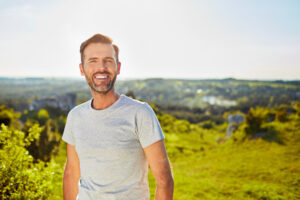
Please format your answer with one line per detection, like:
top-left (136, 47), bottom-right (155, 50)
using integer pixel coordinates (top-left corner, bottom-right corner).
top-left (23, 119), bottom-right (61, 162)
top-left (245, 107), bottom-right (274, 136)
top-left (0, 105), bottom-right (21, 129)
top-left (37, 109), bottom-right (50, 124)
top-left (0, 124), bottom-right (61, 200)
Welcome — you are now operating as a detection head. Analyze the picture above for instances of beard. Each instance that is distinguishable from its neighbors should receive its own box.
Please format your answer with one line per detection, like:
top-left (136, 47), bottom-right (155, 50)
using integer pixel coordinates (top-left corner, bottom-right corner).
top-left (85, 71), bottom-right (117, 94)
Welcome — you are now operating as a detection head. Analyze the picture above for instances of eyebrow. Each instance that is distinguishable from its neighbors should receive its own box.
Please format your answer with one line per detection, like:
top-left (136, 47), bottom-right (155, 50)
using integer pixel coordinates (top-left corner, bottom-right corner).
top-left (87, 57), bottom-right (98, 61)
top-left (87, 57), bottom-right (114, 61)
top-left (104, 57), bottom-right (114, 61)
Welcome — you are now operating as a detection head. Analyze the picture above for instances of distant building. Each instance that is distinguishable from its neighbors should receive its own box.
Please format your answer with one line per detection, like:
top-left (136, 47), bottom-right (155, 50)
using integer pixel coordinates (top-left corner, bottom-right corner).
top-left (29, 93), bottom-right (77, 111)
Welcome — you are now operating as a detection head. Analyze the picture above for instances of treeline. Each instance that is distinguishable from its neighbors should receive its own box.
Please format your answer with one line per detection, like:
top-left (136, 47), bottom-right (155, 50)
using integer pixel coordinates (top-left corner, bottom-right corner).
top-left (118, 79), bottom-right (300, 112)
top-left (1, 78), bottom-right (299, 111)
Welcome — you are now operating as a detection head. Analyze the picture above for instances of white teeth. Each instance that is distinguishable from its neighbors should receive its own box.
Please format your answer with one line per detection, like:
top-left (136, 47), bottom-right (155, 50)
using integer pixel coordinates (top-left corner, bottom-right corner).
top-left (96, 75), bottom-right (107, 79)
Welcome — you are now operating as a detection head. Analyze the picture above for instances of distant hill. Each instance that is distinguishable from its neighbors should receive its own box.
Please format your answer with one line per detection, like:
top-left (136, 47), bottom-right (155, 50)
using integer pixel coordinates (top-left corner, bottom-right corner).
top-left (0, 77), bottom-right (299, 118)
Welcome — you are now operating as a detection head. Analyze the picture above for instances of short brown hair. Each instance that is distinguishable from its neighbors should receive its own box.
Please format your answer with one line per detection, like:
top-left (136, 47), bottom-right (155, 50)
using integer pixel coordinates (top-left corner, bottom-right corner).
top-left (80, 33), bottom-right (119, 65)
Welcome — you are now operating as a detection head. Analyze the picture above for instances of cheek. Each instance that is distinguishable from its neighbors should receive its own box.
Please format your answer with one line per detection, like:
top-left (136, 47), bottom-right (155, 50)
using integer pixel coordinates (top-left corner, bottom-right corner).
top-left (82, 66), bottom-right (93, 74)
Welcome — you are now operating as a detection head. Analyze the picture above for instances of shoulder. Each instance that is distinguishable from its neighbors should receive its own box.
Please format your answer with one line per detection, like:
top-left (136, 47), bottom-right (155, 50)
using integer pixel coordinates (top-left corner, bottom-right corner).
top-left (67, 99), bottom-right (91, 117)
top-left (121, 95), bottom-right (157, 120)
top-left (121, 95), bottom-right (152, 111)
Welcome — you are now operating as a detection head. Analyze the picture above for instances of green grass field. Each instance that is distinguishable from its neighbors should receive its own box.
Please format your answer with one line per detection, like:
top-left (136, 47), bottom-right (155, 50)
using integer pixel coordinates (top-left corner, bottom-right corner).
top-left (54, 114), bottom-right (300, 200)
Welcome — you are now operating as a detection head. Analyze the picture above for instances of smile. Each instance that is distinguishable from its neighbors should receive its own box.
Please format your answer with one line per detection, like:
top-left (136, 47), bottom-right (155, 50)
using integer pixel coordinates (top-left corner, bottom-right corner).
top-left (95, 75), bottom-right (108, 79)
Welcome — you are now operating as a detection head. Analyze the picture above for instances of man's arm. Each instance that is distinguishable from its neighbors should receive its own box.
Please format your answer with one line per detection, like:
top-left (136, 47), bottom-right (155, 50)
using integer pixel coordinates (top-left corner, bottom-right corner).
top-left (63, 144), bottom-right (81, 200)
top-left (144, 140), bottom-right (174, 200)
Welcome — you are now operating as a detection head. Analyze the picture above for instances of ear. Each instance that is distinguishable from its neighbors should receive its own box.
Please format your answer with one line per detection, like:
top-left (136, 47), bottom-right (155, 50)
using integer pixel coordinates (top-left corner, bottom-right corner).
top-left (117, 62), bottom-right (121, 75)
top-left (79, 63), bottom-right (85, 76)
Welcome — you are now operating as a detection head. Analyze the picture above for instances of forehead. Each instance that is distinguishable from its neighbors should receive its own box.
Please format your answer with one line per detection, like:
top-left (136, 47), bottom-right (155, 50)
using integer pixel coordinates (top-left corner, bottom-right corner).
top-left (83, 43), bottom-right (115, 59)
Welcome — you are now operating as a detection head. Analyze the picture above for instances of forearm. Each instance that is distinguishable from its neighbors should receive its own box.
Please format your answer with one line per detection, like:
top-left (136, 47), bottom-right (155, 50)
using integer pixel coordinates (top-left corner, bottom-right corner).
top-left (63, 171), bottom-right (80, 200)
top-left (155, 179), bottom-right (174, 200)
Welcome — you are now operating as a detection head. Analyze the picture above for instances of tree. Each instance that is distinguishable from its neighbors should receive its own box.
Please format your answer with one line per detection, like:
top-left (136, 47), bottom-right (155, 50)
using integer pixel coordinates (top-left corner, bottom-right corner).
top-left (37, 108), bottom-right (50, 125)
top-left (275, 106), bottom-right (288, 122)
top-left (0, 105), bottom-right (21, 129)
top-left (0, 124), bottom-right (61, 199)
top-left (23, 119), bottom-right (61, 162)
top-left (125, 90), bottom-right (136, 99)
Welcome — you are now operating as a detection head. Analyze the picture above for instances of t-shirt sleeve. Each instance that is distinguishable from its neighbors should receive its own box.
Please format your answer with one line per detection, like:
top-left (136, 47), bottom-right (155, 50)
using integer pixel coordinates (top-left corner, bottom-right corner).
top-left (136, 103), bottom-right (165, 148)
top-left (62, 111), bottom-right (75, 145)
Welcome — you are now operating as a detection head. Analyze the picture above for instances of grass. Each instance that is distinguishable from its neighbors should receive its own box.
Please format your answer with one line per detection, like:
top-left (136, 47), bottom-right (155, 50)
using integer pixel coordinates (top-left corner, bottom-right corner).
top-left (149, 116), bottom-right (300, 199)
top-left (51, 141), bottom-right (67, 200)
top-left (53, 115), bottom-right (300, 199)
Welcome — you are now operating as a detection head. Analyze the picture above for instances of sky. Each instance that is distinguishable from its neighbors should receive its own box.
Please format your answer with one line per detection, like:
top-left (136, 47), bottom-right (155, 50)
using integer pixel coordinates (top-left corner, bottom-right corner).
top-left (0, 0), bottom-right (299, 80)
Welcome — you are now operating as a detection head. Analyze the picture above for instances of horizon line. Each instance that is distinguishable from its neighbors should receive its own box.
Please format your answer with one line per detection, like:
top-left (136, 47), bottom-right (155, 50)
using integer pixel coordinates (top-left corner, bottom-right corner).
top-left (0, 76), bottom-right (299, 82)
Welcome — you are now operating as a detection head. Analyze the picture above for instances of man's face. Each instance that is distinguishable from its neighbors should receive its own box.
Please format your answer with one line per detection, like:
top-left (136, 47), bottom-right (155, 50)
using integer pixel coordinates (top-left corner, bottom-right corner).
top-left (80, 43), bottom-right (120, 94)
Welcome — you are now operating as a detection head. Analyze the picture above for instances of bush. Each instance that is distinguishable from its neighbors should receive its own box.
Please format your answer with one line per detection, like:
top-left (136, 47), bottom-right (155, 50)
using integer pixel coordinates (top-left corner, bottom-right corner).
top-left (37, 109), bottom-right (50, 124)
top-left (245, 107), bottom-right (274, 136)
top-left (0, 124), bottom-right (61, 199)
top-left (0, 105), bottom-right (21, 129)
top-left (23, 119), bottom-right (61, 162)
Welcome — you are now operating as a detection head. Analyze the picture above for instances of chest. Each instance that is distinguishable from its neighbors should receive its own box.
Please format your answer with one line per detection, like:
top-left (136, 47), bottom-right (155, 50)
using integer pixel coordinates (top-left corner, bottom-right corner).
top-left (72, 115), bottom-right (140, 151)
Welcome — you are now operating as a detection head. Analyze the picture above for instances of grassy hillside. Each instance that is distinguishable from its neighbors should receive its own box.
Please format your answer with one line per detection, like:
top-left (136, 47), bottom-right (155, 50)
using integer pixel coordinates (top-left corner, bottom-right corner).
top-left (1, 78), bottom-right (300, 199)
top-left (148, 113), bottom-right (300, 199)
top-left (53, 109), bottom-right (300, 199)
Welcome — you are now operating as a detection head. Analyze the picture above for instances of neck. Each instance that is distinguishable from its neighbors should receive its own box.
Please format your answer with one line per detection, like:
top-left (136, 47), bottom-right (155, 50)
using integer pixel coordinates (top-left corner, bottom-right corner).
top-left (90, 88), bottom-right (120, 110)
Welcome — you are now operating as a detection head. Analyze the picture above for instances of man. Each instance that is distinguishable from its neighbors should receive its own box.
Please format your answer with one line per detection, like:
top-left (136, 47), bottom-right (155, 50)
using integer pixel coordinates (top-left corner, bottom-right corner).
top-left (62, 33), bottom-right (174, 200)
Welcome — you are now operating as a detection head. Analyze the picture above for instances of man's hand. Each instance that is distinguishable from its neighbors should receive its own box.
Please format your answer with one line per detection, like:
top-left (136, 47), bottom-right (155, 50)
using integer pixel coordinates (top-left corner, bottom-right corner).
top-left (144, 140), bottom-right (174, 200)
top-left (63, 144), bottom-right (81, 200)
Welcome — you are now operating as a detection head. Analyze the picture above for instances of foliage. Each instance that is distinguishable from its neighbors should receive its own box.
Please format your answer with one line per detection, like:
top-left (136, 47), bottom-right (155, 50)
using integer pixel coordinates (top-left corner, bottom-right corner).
top-left (0, 105), bottom-right (62, 163)
top-left (0, 124), bottom-right (62, 200)
top-left (23, 119), bottom-right (61, 162)
top-left (200, 120), bottom-right (215, 129)
top-left (37, 108), bottom-right (50, 124)
top-left (148, 110), bottom-right (300, 199)
top-left (1, 78), bottom-right (300, 124)
top-left (125, 90), bottom-right (136, 99)
top-left (158, 113), bottom-right (191, 134)
top-left (0, 77), bottom-right (300, 199)
top-left (245, 107), bottom-right (275, 136)
top-left (292, 101), bottom-right (300, 116)
top-left (0, 105), bottom-right (21, 129)
top-left (275, 105), bottom-right (289, 122)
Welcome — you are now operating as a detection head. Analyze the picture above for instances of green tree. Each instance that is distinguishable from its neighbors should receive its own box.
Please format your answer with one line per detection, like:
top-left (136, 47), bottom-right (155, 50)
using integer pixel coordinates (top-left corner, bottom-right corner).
top-left (292, 101), bottom-right (300, 116)
top-left (23, 119), bottom-right (61, 162)
top-left (125, 90), bottom-right (136, 99)
top-left (275, 106), bottom-right (288, 122)
top-left (37, 108), bottom-right (50, 125)
top-left (0, 124), bottom-right (61, 199)
top-left (0, 105), bottom-right (21, 129)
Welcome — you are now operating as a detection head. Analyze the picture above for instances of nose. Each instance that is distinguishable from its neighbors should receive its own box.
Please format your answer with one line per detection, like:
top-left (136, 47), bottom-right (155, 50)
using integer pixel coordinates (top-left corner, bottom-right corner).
top-left (95, 60), bottom-right (107, 71)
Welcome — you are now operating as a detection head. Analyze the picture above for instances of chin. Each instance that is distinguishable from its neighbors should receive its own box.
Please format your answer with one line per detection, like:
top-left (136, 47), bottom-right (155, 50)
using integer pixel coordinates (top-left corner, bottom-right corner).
top-left (92, 85), bottom-right (113, 94)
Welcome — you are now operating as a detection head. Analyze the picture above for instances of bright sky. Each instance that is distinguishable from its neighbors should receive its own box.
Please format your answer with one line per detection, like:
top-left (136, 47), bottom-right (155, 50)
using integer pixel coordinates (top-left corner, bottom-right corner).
top-left (0, 0), bottom-right (299, 80)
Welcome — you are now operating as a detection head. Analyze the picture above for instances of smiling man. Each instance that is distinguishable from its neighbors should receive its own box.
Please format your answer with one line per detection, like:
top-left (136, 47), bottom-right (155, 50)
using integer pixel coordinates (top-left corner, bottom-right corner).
top-left (62, 33), bottom-right (174, 200)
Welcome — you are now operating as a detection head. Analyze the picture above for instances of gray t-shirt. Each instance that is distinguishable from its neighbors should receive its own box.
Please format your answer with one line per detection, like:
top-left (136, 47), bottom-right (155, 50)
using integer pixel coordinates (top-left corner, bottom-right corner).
top-left (62, 94), bottom-right (165, 200)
